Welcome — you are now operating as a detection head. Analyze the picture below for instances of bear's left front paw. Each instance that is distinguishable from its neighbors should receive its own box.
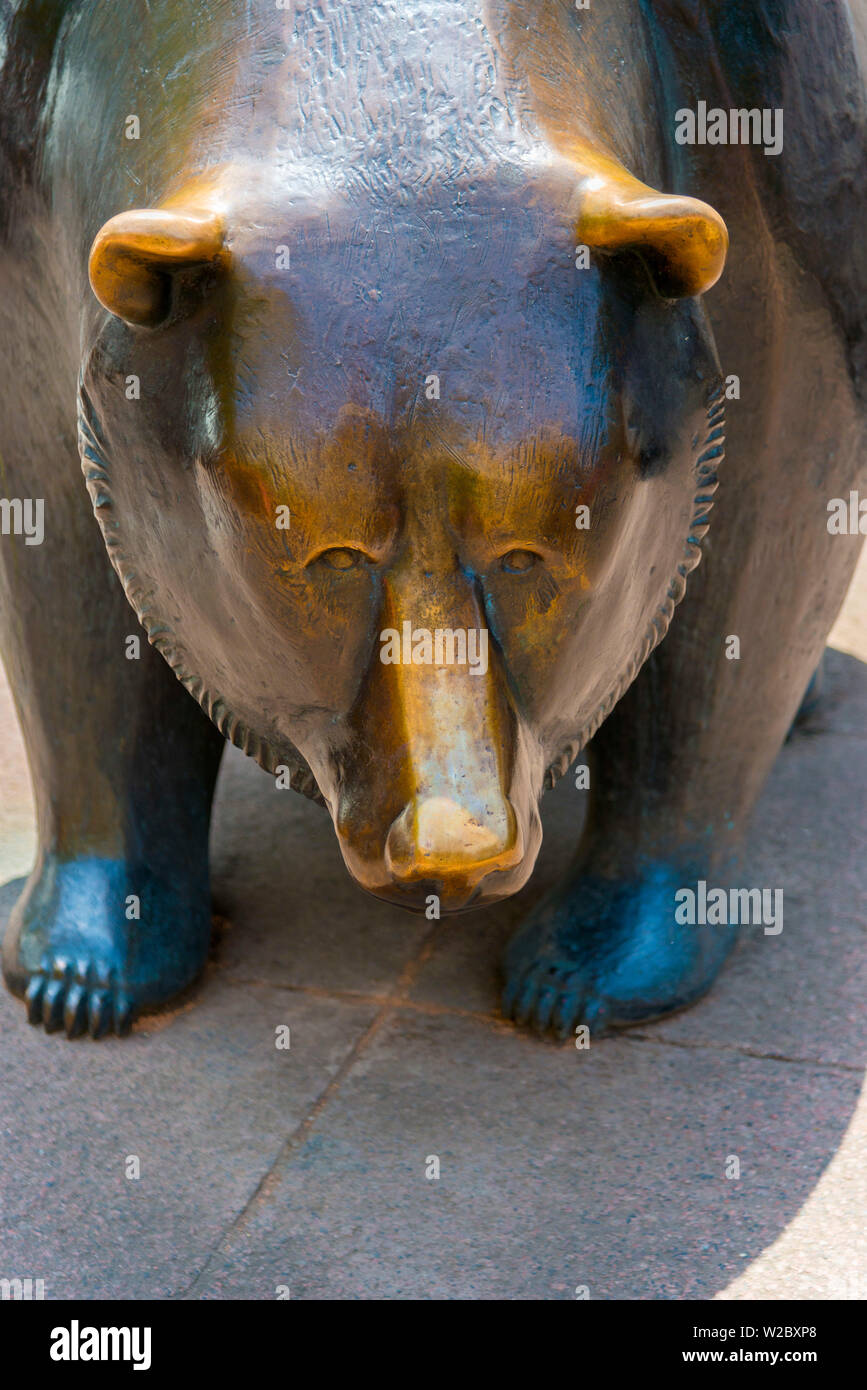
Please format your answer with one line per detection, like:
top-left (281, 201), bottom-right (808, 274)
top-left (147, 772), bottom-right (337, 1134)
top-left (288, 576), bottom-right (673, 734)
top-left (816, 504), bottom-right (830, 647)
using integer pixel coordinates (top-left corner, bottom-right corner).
top-left (502, 867), bottom-right (738, 1041)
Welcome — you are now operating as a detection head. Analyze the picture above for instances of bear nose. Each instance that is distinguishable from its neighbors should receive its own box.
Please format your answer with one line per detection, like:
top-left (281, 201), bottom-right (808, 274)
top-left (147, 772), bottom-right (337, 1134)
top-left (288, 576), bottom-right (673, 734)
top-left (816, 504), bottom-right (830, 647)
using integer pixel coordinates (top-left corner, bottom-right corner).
top-left (384, 794), bottom-right (523, 902)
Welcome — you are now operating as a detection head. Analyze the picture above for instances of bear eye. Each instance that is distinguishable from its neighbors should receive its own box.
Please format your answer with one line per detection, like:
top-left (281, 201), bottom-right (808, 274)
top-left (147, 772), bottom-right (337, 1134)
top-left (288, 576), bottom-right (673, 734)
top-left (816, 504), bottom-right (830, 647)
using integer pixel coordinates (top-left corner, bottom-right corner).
top-left (500, 549), bottom-right (541, 574)
top-left (318, 547), bottom-right (363, 570)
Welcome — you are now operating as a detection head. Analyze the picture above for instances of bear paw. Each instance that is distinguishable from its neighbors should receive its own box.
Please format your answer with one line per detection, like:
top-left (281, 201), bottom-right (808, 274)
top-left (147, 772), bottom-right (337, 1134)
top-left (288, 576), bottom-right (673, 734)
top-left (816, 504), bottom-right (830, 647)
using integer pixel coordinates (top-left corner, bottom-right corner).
top-left (502, 866), bottom-right (738, 1041)
top-left (2, 856), bottom-right (212, 1038)
top-left (23, 960), bottom-right (133, 1038)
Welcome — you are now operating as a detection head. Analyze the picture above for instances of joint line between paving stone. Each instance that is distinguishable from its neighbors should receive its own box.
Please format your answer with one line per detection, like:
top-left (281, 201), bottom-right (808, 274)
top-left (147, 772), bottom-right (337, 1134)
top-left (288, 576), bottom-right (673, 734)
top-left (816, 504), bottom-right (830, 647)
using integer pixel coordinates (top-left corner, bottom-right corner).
top-left (622, 1031), bottom-right (863, 1073)
top-left (178, 923), bottom-right (442, 1298)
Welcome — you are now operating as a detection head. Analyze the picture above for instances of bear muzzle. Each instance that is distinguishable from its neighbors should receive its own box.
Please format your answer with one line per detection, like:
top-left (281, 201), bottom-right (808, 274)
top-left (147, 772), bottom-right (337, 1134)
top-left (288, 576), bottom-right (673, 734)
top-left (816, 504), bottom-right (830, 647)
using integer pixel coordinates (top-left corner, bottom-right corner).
top-left (325, 585), bottom-right (542, 912)
top-left (384, 793), bottom-right (524, 903)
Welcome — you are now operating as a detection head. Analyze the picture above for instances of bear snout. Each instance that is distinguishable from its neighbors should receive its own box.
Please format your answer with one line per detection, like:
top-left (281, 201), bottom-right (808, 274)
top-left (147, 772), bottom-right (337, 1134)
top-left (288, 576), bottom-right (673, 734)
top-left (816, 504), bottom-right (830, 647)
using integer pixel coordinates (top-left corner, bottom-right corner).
top-left (383, 793), bottom-right (524, 910)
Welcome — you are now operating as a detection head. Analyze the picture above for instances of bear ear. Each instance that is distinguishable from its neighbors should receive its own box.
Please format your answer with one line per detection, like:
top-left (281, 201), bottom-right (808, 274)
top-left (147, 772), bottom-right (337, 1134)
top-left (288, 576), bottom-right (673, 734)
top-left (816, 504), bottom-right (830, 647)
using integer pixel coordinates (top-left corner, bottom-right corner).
top-left (577, 166), bottom-right (728, 298)
top-left (88, 207), bottom-right (228, 327)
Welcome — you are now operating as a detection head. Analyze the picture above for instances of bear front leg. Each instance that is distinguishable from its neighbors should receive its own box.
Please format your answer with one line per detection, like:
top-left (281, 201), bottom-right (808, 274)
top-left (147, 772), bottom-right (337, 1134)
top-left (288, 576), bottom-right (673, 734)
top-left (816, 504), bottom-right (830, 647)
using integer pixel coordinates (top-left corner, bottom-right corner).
top-left (503, 525), bottom-right (863, 1040)
top-left (0, 448), bottom-right (224, 1036)
top-left (501, 647), bottom-right (789, 1039)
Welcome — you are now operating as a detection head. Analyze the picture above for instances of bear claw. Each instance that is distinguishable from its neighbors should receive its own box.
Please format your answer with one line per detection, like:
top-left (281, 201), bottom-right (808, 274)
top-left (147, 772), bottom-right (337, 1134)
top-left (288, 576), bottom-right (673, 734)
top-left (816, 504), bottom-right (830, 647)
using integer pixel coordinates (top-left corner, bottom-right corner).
top-left (503, 962), bottom-right (600, 1042)
top-left (22, 963), bottom-right (135, 1038)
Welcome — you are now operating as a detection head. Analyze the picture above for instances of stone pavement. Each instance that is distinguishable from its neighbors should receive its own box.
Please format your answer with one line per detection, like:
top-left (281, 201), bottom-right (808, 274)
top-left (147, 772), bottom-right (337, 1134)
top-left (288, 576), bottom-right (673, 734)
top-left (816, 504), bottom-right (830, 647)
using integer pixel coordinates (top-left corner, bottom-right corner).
top-left (0, 604), bottom-right (865, 1299)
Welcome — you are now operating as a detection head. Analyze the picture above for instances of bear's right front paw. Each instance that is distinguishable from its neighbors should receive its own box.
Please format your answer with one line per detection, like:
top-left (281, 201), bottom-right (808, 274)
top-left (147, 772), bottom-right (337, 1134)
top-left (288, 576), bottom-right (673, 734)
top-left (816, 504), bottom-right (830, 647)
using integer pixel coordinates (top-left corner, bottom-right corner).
top-left (2, 855), bottom-right (212, 1038)
top-left (23, 958), bottom-right (133, 1038)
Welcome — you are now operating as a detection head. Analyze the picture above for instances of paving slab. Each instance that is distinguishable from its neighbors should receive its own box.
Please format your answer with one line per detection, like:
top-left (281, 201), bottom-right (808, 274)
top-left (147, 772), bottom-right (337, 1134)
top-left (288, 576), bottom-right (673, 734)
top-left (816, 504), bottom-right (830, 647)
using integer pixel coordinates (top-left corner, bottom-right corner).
top-left (185, 1011), bottom-right (861, 1300)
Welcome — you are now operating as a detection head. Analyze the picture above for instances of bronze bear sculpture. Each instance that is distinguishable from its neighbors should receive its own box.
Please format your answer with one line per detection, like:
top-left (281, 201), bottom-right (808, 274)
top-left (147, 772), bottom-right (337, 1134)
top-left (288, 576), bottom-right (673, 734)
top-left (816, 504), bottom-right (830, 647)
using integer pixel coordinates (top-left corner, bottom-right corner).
top-left (0, 1), bottom-right (864, 1039)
